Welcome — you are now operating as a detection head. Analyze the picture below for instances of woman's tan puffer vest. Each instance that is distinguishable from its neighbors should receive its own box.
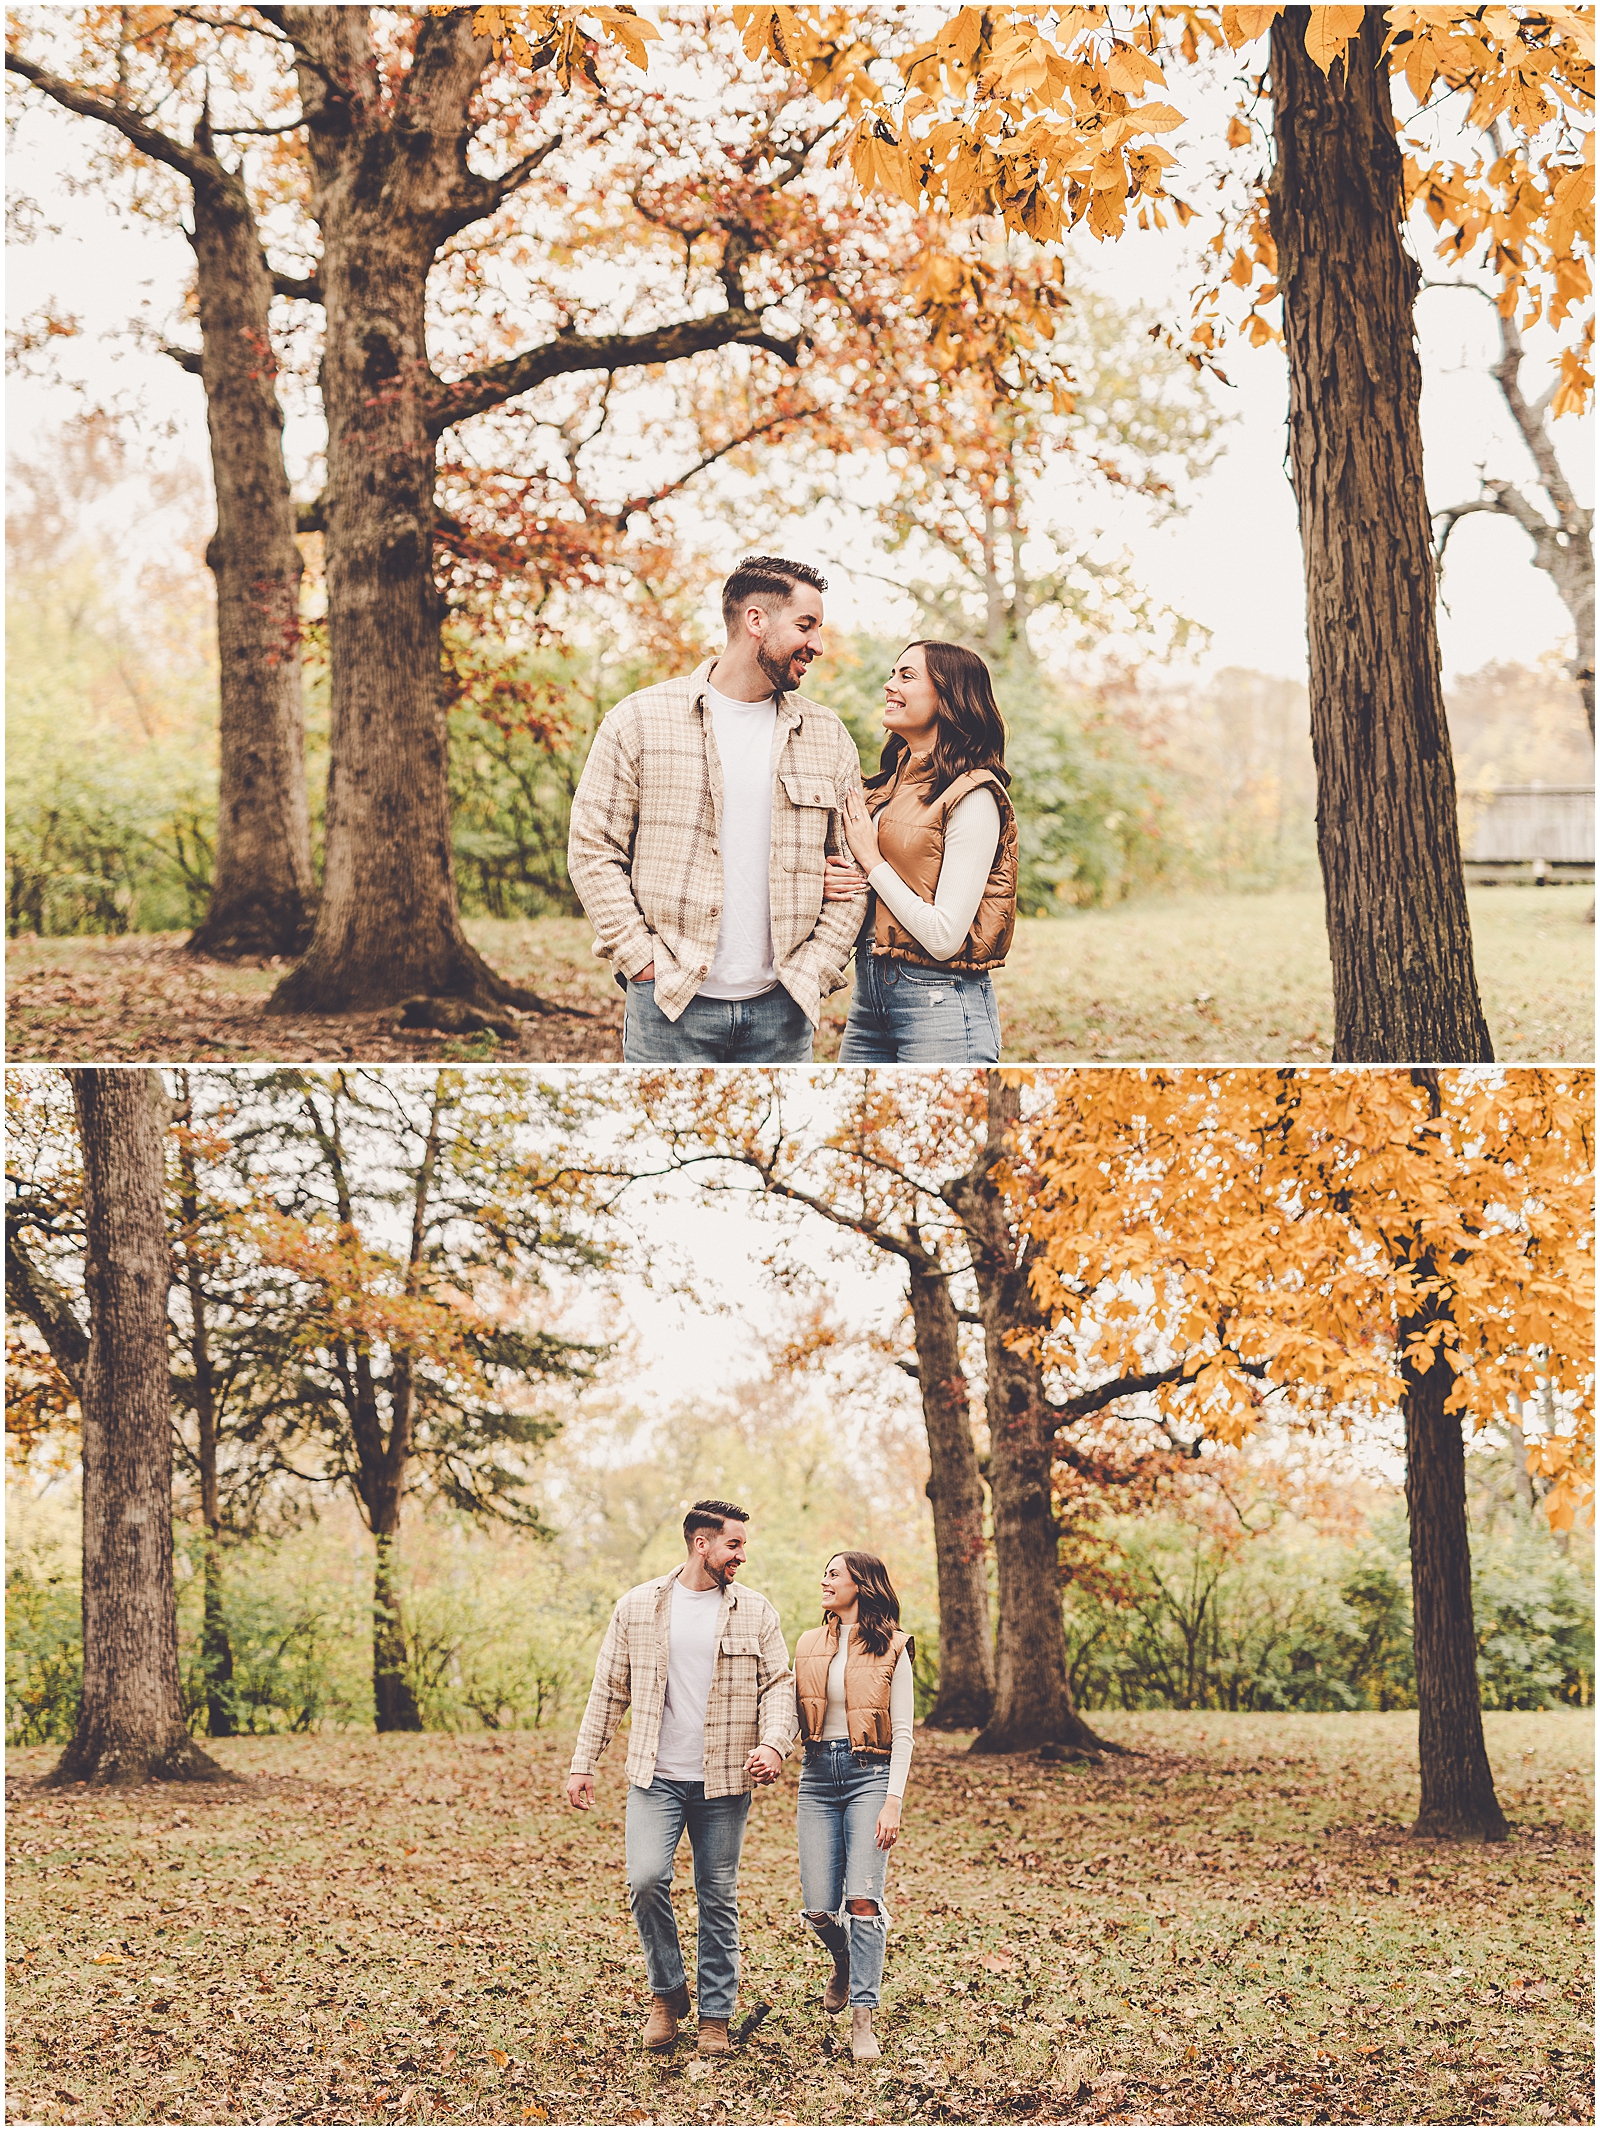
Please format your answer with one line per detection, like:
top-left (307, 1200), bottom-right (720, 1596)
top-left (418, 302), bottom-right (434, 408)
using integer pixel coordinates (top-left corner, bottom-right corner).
top-left (864, 759), bottom-right (1018, 971)
top-left (794, 1618), bottom-right (914, 1755)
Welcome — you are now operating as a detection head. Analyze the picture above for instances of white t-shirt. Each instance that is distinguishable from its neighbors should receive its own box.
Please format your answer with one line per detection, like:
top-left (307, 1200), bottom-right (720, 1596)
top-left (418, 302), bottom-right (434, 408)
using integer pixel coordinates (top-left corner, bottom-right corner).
top-left (868, 786), bottom-right (1003, 962)
top-left (818, 1624), bottom-right (917, 1799)
top-left (653, 1579), bottom-right (726, 1780)
top-left (700, 681), bottom-right (780, 1000)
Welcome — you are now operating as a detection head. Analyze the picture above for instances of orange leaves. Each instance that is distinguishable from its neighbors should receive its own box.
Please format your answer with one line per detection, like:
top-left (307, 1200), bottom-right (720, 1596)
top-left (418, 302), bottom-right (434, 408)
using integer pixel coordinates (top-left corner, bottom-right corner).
top-left (1386, 7), bottom-right (1594, 404)
top-left (463, 0), bottom-right (1591, 413)
top-left (1104, 42), bottom-right (1169, 96)
top-left (848, 122), bottom-right (923, 209)
top-left (1526, 1432), bottom-right (1595, 1531)
top-left (1016, 1069), bottom-right (1595, 1534)
top-left (452, 4), bottom-right (657, 86)
top-left (1550, 337), bottom-right (1594, 417)
top-left (1303, 6), bottom-right (1367, 78)
top-left (1221, 4), bottom-right (1288, 48)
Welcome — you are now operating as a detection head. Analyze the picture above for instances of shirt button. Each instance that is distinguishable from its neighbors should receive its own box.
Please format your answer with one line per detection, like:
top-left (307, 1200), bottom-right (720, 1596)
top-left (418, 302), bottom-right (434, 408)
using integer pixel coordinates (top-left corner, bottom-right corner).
top-left (699, 965), bottom-right (708, 976)
top-left (710, 906), bottom-right (720, 917)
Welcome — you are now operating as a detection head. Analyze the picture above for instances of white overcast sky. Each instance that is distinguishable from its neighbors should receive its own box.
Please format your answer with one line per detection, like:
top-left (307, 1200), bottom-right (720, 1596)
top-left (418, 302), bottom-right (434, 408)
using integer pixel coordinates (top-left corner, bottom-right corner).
top-left (6, 41), bottom-right (1593, 688)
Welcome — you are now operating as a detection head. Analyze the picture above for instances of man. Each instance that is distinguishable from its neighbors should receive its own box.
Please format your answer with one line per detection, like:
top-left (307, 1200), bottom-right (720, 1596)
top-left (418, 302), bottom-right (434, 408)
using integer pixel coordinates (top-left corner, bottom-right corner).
top-left (567, 555), bottom-right (867, 1062)
top-left (565, 1498), bottom-right (797, 2056)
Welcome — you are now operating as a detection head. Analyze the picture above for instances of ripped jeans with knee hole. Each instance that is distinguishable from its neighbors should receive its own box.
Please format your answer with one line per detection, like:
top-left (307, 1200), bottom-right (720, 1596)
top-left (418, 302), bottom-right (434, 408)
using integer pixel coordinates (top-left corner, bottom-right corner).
top-left (796, 1740), bottom-right (893, 2007)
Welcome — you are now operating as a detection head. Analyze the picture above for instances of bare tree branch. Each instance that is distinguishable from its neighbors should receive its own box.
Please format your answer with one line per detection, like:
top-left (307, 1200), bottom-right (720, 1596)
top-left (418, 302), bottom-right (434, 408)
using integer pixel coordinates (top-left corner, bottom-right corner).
top-left (5, 51), bottom-right (221, 190)
top-left (5, 1229), bottom-right (89, 1397)
top-left (425, 312), bottom-right (803, 435)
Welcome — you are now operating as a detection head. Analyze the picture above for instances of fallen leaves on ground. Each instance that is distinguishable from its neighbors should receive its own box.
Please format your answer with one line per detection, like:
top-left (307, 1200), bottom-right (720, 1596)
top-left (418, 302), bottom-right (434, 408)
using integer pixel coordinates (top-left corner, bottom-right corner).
top-left (7, 889), bottom-right (1592, 1066)
top-left (3, 1711), bottom-right (1593, 2126)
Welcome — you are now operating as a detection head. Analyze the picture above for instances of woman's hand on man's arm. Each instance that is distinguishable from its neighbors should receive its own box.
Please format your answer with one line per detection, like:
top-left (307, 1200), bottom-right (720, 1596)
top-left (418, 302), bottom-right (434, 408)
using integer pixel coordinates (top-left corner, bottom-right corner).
top-left (840, 786), bottom-right (883, 872)
top-left (822, 855), bottom-right (869, 902)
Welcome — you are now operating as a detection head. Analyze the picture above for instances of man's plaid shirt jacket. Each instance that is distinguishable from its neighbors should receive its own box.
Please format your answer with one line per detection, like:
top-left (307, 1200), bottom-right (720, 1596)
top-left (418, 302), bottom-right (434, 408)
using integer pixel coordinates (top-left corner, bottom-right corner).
top-left (566, 660), bottom-right (868, 1025)
top-left (569, 1567), bottom-right (798, 1798)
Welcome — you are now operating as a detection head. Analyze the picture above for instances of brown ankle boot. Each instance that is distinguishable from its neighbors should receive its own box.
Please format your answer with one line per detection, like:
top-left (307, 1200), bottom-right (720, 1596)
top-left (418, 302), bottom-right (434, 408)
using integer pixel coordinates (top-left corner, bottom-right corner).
top-left (696, 2016), bottom-right (732, 2056)
top-left (823, 1956), bottom-right (850, 2014)
top-left (642, 1982), bottom-right (691, 2052)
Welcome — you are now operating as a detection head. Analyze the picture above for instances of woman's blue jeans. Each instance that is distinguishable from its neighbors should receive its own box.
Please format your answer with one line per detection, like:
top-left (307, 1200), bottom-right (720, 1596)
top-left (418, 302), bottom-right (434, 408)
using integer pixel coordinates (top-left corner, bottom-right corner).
top-left (837, 954), bottom-right (1001, 1063)
top-left (796, 1742), bottom-right (893, 2008)
top-left (625, 1779), bottom-right (751, 2020)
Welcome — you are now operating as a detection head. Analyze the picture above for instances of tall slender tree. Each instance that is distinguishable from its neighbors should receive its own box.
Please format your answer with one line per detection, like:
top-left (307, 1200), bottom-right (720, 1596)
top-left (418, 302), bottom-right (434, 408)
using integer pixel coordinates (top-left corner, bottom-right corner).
top-left (1021, 1065), bottom-right (1595, 1835)
top-left (7, 1070), bottom-right (226, 1785)
top-left (205, 1068), bottom-right (614, 1730)
top-left (1267, 11), bottom-right (1490, 1061)
top-left (709, 1), bottom-right (1594, 1061)
top-left (6, 41), bottom-right (317, 960)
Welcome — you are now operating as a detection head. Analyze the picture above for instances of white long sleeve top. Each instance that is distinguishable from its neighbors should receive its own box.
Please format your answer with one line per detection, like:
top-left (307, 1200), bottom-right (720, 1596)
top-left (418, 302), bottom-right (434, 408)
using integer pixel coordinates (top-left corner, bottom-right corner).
top-left (867, 785), bottom-right (1002, 963)
top-left (818, 1624), bottom-right (915, 1798)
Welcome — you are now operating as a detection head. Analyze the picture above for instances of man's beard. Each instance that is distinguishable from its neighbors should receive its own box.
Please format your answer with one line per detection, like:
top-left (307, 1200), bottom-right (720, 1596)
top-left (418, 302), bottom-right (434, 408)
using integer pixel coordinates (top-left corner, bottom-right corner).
top-left (756, 643), bottom-right (802, 692)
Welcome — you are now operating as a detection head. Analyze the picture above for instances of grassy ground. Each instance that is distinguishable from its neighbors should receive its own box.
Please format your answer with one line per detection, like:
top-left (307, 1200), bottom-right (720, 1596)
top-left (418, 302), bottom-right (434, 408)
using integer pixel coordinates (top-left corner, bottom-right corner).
top-left (3, 887), bottom-right (1591, 1066)
top-left (5, 1712), bottom-right (1593, 2127)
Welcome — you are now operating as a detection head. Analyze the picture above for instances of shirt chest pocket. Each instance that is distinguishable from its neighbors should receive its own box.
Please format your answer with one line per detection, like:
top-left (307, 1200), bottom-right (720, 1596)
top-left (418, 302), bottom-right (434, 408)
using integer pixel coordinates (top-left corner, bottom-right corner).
top-left (777, 773), bottom-right (836, 863)
top-left (719, 1636), bottom-right (761, 1669)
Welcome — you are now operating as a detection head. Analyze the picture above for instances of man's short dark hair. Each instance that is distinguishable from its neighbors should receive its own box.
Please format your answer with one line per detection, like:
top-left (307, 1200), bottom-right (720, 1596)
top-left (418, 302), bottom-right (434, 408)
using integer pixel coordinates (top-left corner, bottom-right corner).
top-left (684, 1497), bottom-right (749, 1544)
top-left (721, 555), bottom-right (827, 633)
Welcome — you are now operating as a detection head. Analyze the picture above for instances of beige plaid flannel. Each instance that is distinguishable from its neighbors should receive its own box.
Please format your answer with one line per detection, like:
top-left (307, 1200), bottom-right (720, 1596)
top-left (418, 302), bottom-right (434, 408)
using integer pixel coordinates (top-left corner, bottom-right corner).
top-left (566, 660), bottom-right (867, 1025)
top-left (569, 1568), bottom-right (798, 1798)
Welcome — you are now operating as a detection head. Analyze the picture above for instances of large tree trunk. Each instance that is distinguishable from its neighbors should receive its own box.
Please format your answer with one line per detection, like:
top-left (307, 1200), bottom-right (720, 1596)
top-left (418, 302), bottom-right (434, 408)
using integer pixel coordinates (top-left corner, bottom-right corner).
top-left (0, 56), bottom-right (315, 962)
top-left (372, 1525), bottom-right (423, 1734)
top-left (948, 1075), bottom-right (1112, 1757)
top-left (175, 1071), bottom-right (236, 1736)
top-left (183, 127), bottom-right (316, 961)
top-left (1554, 536), bottom-right (1595, 740)
top-left (1269, 9), bottom-right (1493, 1064)
top-left (49, 1071), bottom-right (225, 1787)
top-left (906, 1255), bottom-right (994, 1729)
top-left (267, 11), bottom-right (520, 1018)
top-left (1402, 1294), bottom-right (1507, 1841)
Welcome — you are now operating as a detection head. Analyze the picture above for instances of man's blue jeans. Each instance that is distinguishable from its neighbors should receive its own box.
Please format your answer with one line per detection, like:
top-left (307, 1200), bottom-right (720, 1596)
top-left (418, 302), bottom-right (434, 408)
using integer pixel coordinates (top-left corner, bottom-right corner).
top-left (796, 1742), bottom-right (893, 2007)
top-left (625, 1779), bottom-right (751, 2020)
top-left (622, 978), bottom-right (814, 1063)
top-left (837, 955), bottom-right (1002, 1063)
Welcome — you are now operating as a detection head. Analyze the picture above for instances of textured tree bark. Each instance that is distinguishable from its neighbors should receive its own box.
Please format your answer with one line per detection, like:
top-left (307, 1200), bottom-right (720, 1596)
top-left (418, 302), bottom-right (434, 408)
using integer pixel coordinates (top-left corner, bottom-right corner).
top-left (1402, 1294), bottom-right (1507, 1840)
top-left (371, 1525), bottom-right (422, 1734)
top-left (949, 1076), bottom-right (1112, 1757)
top-left (0, 54), bottom-right (314, 963)
top-left (184, 133), bottom-right (316, 962)
top-left (49, 1071), bottom-right (225, 1788)
top-left (906, 1260), bottom-right (994, 1729)
top-left (1269, 11), bottom-right (1493, 1064)
top-left (267, 11), bottom-right (520, 1017)
top-left (175, 1074), bottom-right (236, 1736)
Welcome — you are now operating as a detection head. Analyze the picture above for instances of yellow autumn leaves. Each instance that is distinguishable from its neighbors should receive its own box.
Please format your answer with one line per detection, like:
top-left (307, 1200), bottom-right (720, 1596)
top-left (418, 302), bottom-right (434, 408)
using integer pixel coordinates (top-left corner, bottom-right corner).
top-left (465, 4), bottom-right (1590, 413)
top-left (1014, 1068), bottom-right (1595, 1535)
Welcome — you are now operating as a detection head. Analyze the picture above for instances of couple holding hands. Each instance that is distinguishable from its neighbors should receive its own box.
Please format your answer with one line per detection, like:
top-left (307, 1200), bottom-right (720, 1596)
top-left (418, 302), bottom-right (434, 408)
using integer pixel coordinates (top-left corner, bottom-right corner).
top-left (567, 554), bottom-right (1018, 1065)
top-left (565, 1500), bottom-right (915, 2063)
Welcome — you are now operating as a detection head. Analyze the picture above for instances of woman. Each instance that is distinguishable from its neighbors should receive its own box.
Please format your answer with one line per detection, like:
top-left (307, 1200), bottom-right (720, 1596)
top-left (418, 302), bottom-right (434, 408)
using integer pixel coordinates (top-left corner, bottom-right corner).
top-left (794, 1550), bottom-right (915, 2062)
top-left (824, 641), bottom-right (1017, 1063)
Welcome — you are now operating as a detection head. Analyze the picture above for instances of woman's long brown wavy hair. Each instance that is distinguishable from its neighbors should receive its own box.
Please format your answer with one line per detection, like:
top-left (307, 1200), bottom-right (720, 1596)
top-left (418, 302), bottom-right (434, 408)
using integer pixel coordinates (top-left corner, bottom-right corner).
top-left (876, 640), bottom-right (1010, 803)
top-left (823, 1550), bottom-right (902, 1657)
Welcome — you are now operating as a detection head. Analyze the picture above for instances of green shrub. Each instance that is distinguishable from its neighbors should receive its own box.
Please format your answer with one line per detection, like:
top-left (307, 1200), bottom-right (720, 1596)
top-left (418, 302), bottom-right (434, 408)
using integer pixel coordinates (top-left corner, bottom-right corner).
top-left (6, 551), bottom-right (221, 937)
top-left (5, 1562), bottom-right (83, 1744)
top-left (823, 634), bottom-right (1191, 911)
top-left (1473, 1515), bottom-right (1596, 1709)
top-left (446, 639), bottom-right (683, 921)
top-left (1062, 1496), bottom-right (1592, 1714)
